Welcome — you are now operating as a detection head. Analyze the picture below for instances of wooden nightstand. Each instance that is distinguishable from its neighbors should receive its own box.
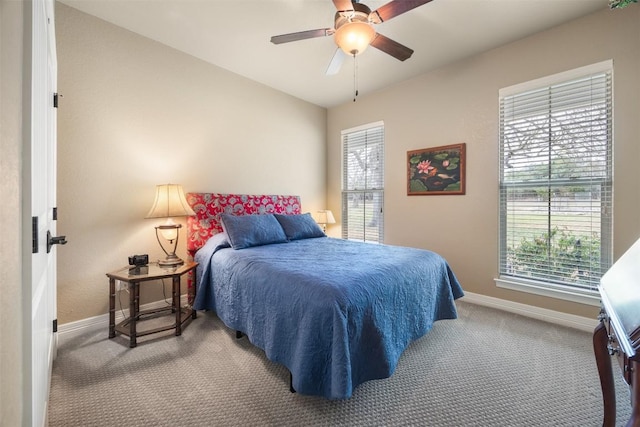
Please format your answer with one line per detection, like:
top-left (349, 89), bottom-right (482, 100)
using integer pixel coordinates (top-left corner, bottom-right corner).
top-left (107, 261), bottom-right (198, 348)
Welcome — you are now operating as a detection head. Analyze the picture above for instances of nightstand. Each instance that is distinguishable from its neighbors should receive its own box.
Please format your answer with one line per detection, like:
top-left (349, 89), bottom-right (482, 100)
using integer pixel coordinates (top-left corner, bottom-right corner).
top-left (107, 261), bottom-right (198, 348)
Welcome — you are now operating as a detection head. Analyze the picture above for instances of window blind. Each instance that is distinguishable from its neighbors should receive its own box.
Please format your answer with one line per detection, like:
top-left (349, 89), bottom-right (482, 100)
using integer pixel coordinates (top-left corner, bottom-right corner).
top-left (341, 124), bottom-right (384, 243)
top-left (498, 66), bottom-right (613, 293)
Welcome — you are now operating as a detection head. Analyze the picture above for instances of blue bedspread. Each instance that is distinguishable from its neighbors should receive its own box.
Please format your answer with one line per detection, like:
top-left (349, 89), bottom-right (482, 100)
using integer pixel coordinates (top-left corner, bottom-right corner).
top-left (194, 235), bottom-right (464, 399)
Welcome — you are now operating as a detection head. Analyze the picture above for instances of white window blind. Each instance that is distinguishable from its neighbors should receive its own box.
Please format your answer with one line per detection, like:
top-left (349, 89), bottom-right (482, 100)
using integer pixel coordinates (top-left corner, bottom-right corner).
top-left (342, 123), bottom-right (384, 243)
top-left (498, 63), bottom-right (613, 295)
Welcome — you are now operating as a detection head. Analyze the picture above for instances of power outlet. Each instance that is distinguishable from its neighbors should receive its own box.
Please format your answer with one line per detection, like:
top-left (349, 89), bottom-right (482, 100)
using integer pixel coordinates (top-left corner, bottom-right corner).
top-left (115, 280), bottom-right (128, 292)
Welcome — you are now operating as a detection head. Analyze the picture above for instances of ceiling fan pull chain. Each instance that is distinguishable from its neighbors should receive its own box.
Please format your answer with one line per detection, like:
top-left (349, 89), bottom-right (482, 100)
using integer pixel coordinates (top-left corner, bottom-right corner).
top-left (353, 53), bottom-right (358, 102)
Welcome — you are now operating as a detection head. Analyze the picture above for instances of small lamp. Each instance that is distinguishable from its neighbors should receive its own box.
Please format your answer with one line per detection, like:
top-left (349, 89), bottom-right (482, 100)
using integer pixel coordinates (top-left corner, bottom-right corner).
top-left (145, 184), bottom-right (195, 267)
top-left (314, 210), bottom-right (336, 233)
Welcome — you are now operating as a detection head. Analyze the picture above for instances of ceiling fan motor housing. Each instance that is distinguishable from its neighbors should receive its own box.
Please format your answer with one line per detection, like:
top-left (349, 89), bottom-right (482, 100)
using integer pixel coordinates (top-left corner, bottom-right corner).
top-left (334, 2), bottom-right (372, 29)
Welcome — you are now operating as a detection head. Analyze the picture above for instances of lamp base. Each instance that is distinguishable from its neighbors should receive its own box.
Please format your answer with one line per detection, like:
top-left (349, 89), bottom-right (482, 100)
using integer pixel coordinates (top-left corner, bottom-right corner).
top-left (158, 253), bottom-right (184, 267)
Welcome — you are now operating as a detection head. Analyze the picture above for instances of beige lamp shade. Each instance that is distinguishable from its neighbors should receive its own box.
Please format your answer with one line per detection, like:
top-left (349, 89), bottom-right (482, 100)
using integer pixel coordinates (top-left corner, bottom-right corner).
top-left (315, 210), bottom-right (336, 226)
top-left (145, 184), bottom-right (195, 219)
top-left (313, 210), bottom-right (335, 233)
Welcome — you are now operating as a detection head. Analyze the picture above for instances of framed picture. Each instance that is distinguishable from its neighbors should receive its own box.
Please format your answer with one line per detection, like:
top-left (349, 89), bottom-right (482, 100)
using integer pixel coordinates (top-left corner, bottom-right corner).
top-left (407, 143), bottom-right (466, 195)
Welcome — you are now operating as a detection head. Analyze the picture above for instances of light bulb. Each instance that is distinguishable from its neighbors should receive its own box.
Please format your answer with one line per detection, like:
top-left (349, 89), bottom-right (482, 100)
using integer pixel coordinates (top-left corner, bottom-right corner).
top-left (158, 218), bottom-right (179, 241)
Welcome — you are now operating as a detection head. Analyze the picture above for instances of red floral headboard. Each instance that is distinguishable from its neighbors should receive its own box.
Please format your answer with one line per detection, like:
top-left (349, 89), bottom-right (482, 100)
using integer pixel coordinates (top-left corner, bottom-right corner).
top-left (185, 193), bottom-right (302, 258)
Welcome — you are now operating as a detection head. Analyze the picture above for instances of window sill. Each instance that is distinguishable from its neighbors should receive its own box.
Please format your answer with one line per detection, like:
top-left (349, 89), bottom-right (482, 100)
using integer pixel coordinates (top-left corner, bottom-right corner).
top-left (494, 276), bottom-right (601, 307)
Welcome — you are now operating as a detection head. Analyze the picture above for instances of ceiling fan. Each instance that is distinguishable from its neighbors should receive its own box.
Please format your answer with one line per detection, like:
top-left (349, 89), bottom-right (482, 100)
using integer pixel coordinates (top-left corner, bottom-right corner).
top-left (270, 0), bottom-right (433, 75)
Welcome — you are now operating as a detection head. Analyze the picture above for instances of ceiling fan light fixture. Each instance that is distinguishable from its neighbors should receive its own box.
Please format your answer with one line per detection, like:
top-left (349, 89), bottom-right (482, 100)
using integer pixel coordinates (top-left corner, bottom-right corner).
top-left (334, 21), bottom-right (376, 56)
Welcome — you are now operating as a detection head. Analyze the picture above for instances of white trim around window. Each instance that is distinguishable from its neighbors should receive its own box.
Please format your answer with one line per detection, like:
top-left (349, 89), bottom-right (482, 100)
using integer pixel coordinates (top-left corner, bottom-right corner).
top-left (494, 277), bottom-right (601, 307)
top-left (497, 60), bottom-right (613, 304)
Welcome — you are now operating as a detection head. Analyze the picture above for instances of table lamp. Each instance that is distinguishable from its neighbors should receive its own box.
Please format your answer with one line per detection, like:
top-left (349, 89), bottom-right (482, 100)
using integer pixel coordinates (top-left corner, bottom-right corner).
top-left (145, 184), bottom-right (195, 267)
top-left (314, 210), bottom-right (336, 233)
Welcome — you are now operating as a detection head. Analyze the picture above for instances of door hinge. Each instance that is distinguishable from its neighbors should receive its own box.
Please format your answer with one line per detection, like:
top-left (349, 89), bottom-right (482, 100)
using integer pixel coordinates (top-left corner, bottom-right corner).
top-left (32, 217), bottom-right (39, 254)
top-left (53, 93), bottom-right (60, 108)
top-left (53, 319), bottom-right (58, 333)
top-left (53, 207), bottom-right (58, 220)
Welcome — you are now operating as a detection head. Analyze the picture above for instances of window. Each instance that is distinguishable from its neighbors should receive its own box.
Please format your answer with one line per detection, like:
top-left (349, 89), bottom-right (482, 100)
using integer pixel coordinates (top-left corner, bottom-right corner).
top-left (341, 122), bottom-right (384, 243)
top-left (497, 61), bottom-right (613, 305)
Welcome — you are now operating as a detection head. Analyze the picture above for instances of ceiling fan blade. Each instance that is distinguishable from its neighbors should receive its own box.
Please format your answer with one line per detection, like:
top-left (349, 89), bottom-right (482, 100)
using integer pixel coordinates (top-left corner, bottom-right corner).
top-left (326, 48), bottom-right (347, 75)
top-left (370, 0), bottom-right (433, 23)
top-left (370, 33), bottom-right (414, 61)
top-left (270, 28), bottom-right (334, 45)
top-left (332, 0), bottom-right (355, 13)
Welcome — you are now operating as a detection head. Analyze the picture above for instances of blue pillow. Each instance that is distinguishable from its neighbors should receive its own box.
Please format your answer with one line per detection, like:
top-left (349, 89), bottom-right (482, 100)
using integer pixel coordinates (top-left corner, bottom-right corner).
top-left (220, 213), bottom-right (288, 250)
top-left (274, 213), bottom-right (326, 241)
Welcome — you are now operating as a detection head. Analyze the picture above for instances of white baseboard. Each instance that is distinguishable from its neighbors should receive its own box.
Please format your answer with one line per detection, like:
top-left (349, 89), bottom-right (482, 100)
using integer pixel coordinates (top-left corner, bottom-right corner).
top-left (57, 296), bottom-right (189, 348)
top-left (57, 293), bottom-right (599, 347)
top-left (461, 291), bottom-right (599, 332)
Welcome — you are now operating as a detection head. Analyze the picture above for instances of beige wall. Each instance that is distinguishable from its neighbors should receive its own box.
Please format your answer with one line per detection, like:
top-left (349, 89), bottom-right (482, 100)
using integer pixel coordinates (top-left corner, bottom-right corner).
top-left (1, 0), bottom-right (25, 424)
top-left (327, 7), bottom-right (640, 319)
top-left (55, 4), bottom-right (327, 324)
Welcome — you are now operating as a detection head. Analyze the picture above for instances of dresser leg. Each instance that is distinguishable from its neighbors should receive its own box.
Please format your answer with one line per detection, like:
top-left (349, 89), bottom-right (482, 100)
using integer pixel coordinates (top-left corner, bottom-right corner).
top-left (628, 360), bottom-right (640, 427)
top-left (594, 321), bottom-right (616, 427)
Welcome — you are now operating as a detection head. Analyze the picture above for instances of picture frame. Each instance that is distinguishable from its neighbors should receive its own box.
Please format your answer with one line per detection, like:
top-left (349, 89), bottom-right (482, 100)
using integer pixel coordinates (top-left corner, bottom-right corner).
top-left (407, 143), bottom-right (466, 195)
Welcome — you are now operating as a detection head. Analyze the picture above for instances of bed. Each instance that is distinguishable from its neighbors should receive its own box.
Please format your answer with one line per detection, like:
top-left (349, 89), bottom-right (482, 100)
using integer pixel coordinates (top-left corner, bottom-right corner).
top-left (186, 193), bottom-right (464, 399)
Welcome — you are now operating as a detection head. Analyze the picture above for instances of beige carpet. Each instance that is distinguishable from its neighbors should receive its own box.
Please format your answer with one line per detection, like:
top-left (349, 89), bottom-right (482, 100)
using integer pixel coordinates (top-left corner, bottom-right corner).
top-left (48, 301), bottom-right (632, 426)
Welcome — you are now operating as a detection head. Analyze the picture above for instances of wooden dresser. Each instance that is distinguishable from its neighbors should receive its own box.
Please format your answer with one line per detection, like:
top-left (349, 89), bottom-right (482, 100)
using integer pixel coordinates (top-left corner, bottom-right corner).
top-left (594, 238), bottom-right (640, 427)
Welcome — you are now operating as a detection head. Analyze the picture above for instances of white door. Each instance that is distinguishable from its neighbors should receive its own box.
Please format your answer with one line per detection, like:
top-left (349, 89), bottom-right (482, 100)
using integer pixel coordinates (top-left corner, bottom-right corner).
top-left (30, 0), bottom-right (58, 425)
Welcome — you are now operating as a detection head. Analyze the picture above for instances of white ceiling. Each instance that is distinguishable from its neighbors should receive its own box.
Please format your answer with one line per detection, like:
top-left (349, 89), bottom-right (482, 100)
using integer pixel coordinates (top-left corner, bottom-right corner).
top-left (59, 0), bottom-right (608, 108)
